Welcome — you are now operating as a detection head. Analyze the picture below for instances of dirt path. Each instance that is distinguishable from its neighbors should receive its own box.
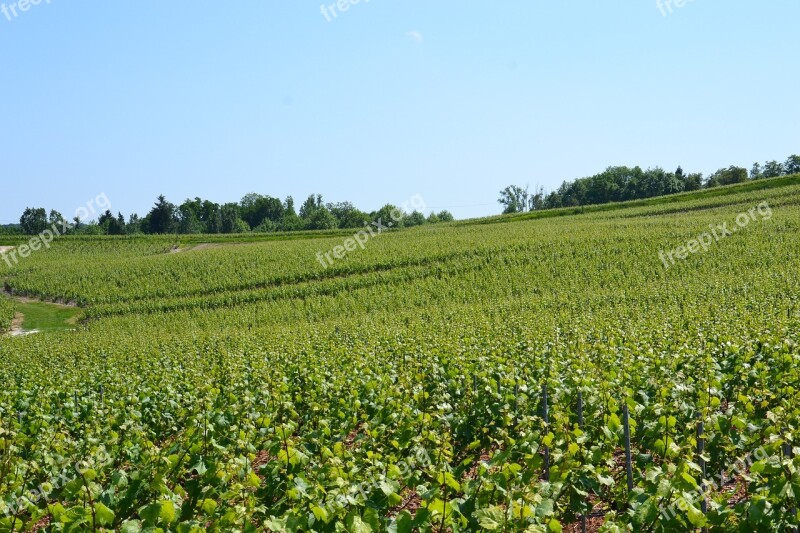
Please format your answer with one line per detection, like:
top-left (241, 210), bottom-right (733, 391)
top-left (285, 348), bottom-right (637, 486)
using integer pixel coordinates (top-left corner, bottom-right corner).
top-left (5, 312), bottom-right (39, 337)
top-left (12, 295), bottom-right (78, 307)
top-left (170, 243), bottom-right (233, 253)
top-left (2, 285), bottom-right (79, 308)
top-left (190, 243), bottom-right (226, 252)
top-left (2, 295), bottom-right (78, 337)
top-left (10, 312), bottom-right (22, 331)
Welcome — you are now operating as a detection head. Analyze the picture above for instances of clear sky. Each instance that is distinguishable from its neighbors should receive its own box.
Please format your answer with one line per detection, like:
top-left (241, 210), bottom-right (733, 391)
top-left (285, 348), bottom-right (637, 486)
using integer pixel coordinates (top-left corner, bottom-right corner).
top-left (1, 0), bottom-right (798, 223)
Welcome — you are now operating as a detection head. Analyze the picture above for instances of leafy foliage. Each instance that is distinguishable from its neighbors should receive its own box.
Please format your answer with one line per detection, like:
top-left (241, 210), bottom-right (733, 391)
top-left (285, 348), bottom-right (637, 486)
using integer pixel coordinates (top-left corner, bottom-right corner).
top-left (0, 297), bottom-right (13, 332)
top-left (501, 154), bottom-right (800, 213)
top-left (1, 178), bottom-right (800, 530)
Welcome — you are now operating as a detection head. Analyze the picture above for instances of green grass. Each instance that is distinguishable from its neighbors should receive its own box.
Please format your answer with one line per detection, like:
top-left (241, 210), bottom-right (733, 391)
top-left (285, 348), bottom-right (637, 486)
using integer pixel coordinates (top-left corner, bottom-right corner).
top-left (12, 300), bottom-right (80, 332)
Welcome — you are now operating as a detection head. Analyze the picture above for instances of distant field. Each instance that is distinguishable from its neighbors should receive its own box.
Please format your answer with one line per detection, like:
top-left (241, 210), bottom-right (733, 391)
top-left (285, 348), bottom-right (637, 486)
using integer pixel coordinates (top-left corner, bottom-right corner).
top-left (1, 177), bottom-right (800, 531)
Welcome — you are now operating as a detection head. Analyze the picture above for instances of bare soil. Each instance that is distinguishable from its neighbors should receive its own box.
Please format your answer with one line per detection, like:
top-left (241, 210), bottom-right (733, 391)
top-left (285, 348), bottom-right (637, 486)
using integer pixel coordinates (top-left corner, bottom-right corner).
top-left (169, 243), bottom-right (224, 253)
top-left (3, 288), bottom-right (79, 308)
top-left (388, 488), bottom-right (422, 518)
top-left (6, 312), bottom-right (39, 337)
top-left (13, 295), bottom-right (77, 307)
top-left (565, 516), bottom-right (605, 532)
top-left (191, 243), bottom-right (216, 251)
top-left (189, 243), bottom-right (242, 252)
top-left (10, 312), bottom-right (23, 331)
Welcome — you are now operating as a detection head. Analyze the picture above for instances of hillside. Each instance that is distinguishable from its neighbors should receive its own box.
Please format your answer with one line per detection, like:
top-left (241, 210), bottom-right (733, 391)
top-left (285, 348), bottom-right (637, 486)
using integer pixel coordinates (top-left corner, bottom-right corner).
top-left (1, 176), bottom-right (799, 531)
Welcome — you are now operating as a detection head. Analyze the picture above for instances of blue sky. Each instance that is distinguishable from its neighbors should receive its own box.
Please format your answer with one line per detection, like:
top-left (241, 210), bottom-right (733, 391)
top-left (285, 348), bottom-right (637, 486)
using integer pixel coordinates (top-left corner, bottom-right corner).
top-left (1, 0), bottom-right (798, 223)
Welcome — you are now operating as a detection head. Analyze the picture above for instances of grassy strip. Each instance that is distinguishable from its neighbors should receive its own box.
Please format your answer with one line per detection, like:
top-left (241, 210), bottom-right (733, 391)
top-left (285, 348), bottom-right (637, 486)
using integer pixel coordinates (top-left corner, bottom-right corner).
top-left (12, 301), bottom-right (81, 332)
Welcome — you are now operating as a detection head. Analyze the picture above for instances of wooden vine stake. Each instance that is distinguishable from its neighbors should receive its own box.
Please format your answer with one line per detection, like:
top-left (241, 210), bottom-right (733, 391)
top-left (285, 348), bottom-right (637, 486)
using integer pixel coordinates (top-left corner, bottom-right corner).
top-left (622, 403), bottom-right (633, 492)
top-left (784, 432), bottom-right (798, 533)
top-left (697, 414), bottom-right (708, 533)
top-left (542, 383), bottom-right (550, 482)
top-left (578, 390), bottom-right (586, 533)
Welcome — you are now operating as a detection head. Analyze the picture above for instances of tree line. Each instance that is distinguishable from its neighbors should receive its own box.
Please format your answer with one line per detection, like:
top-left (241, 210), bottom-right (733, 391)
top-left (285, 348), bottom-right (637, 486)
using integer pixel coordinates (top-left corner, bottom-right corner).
top-left (9, 194), bottom-right (455, 236)
top-left (499, 154), bottom-right (800, 214)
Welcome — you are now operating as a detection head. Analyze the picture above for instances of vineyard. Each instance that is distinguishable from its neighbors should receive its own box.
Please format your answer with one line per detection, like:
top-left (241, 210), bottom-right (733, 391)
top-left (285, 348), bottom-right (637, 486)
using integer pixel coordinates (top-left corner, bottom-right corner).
top-left (0, 298), bottom-right (13, 333)
top-left (1, 176), bottom-right (800, 531)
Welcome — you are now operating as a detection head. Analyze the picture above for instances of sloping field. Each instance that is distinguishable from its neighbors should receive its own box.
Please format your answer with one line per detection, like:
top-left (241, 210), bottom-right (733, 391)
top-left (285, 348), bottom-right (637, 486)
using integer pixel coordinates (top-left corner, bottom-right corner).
top-left (1, 177), bottom-right (799, 531)
top-left (0, 297), bottom-right (13, 332)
